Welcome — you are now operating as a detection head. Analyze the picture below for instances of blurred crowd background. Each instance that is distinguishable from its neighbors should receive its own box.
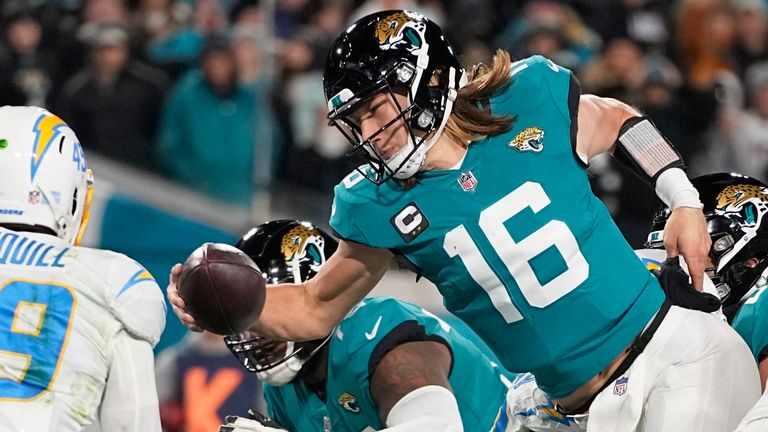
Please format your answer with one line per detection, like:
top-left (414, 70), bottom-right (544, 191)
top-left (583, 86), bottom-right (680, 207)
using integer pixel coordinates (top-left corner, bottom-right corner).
top-left (4, 0), bottom-right (768, 244)
top-left (5, 0), bottom-right (768, 430)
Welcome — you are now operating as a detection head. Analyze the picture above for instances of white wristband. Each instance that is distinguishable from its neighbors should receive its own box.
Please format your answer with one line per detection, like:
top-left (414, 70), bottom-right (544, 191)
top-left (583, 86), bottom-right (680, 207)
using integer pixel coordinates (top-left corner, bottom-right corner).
top-left (654, 168), bottom-right (703, 210)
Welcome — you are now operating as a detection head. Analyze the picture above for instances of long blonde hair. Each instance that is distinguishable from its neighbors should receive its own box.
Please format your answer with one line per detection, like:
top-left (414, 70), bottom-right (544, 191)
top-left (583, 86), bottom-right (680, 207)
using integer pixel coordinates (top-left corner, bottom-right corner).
top-left (399, 50), bottom-right (516, 188)
top-left (443, 49), bottom-right (516, 145)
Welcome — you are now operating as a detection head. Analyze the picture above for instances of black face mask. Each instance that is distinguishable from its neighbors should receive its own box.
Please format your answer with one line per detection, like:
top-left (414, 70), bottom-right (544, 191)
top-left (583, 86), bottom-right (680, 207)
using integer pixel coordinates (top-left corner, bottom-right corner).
top-left (721, 256), bottom-right (768, 322)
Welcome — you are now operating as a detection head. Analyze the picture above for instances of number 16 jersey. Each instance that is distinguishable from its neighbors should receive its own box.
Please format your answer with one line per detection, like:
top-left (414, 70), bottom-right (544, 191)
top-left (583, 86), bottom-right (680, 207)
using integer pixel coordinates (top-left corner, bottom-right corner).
top-left (330, 55), bottom-right (665, 398)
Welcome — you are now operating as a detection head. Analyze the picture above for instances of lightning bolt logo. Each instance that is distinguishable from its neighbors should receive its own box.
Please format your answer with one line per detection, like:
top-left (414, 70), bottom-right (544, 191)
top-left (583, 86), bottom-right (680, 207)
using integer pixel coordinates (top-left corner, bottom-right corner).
top-left (31, 113), bottom-right (66, 182)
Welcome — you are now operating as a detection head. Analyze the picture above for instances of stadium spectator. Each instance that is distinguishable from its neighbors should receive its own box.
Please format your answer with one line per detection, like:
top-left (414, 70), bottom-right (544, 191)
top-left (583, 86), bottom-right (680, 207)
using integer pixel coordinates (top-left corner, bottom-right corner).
top-left (732, 0), bottom-right (768, 79)
top-left (725, 62), bottom-right (768, 180)
top-left (0, 10), bottom-right (59, 107)
top-left (147, 0), bottom-right (227, 78)
top-left (581, 37), bottom-right (648, 104)
top-left (155, 35), bottom-right (277, 205)
top-left (57, 22), bottom-right (168, 169)
top-left (131, 0), bottom-right (194, 49)
top-left (677, 0), bottom-right (738, 89)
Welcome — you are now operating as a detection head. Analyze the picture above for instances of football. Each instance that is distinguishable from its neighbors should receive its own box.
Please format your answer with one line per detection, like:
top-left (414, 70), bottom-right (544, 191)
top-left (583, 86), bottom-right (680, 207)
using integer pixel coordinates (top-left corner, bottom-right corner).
top-left (178, 242), bottom-right (267, 335)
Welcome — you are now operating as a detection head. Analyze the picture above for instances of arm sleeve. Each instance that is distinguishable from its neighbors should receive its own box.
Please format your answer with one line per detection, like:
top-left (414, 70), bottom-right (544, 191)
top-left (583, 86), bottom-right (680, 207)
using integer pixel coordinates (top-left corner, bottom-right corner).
top-left (99, 330), bottom-right (162, 432)
top-left (382, 385), bottom-right (462, 432)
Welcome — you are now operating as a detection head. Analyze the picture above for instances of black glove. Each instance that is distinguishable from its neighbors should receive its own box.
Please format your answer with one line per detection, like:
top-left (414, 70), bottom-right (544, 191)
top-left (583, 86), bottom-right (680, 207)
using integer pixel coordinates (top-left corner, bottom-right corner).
top-left (218, 410), bottom-right (287, 432)
top-left (652, 257), bottom-right (721, 313)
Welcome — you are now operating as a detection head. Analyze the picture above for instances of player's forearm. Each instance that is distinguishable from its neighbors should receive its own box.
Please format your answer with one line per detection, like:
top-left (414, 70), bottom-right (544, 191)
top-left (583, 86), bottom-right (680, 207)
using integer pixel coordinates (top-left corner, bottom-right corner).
top-left (577, 95), bottom-right (701, 209)
top-left (251, 282), bottom-right (335, 340)
top-left (253, 241), bottom-right (391, 340)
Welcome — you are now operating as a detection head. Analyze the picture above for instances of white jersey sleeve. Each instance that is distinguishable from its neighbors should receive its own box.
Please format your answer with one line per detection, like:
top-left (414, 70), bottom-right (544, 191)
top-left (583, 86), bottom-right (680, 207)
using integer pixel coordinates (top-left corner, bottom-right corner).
top-left (98, 330), bottom-right (161, 432)
top-left (106, 256), bottom-right (166, 347)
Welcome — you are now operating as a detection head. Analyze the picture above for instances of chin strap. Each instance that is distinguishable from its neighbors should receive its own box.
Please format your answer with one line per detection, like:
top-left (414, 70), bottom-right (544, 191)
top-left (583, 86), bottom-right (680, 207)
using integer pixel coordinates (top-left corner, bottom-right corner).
top-left (390, 66), bottom-right (463, 180)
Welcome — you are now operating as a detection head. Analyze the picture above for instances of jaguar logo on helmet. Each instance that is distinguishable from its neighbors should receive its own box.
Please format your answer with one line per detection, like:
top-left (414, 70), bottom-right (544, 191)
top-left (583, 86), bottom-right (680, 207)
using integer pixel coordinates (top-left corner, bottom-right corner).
top-left (374, 11), bottom-right (425, 51)
top-left (281, 224), bottom-right (326, 265)
top-left (715, 184), bottom-right (768, 226)
top-left (716, 184), bottom-right (768, 210)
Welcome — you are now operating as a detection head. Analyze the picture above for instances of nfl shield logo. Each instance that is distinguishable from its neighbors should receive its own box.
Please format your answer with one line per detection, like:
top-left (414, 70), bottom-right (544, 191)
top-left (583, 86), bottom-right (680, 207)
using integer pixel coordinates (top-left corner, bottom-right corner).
top-left (613, 376), bottom-right (628, 396)
top-left (28, 191), bottom-right (41, 204)
top-left (458, 171), bottom-right (478, 192)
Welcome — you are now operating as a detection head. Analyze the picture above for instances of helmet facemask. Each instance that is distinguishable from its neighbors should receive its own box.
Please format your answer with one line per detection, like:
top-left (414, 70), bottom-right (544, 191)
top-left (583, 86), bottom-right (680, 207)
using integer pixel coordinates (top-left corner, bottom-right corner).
top-left (328, 62), bottom-right (458, 184)
top-left (224, 331), bottom-right (332, 386)
top-left (324, 10), bottom-right (465, 185)
top-left (226, 220), bottom-right (339, 385)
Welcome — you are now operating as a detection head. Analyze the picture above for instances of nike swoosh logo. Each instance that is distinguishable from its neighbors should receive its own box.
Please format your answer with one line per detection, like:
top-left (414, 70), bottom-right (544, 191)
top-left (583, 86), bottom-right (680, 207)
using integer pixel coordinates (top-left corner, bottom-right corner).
top-left (365, 316), bottom-right (383, 340)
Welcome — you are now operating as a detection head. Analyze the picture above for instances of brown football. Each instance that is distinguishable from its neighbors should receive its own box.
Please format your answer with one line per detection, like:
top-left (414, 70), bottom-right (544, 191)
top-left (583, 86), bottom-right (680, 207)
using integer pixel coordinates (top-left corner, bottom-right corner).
top-left (178, 242), bottom-right (266, 335)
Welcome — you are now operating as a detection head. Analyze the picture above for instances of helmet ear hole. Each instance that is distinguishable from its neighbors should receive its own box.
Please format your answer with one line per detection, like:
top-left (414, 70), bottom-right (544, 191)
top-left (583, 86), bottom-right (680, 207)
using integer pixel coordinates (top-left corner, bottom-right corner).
top-left (71, 188), bottom-right (78, 215)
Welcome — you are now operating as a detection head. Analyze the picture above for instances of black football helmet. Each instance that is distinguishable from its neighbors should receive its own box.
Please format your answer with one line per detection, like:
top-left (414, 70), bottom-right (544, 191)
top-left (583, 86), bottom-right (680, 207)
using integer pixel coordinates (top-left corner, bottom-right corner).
top-left (323, 10), bottom-right (465, 184)
top-left (646, 173), bottom-right (768, 319)
top-left (224, 220), bottom-right (339, 385)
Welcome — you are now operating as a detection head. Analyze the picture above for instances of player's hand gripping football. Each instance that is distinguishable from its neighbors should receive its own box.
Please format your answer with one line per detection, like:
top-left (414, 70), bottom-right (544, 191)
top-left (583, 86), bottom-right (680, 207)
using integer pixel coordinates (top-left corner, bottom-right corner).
top-left (167, 263), bottom-right (204, 332)
top-left (219, 412), bottom-right (288, 432)
top-left (662, 206), bottom-right (711, 292)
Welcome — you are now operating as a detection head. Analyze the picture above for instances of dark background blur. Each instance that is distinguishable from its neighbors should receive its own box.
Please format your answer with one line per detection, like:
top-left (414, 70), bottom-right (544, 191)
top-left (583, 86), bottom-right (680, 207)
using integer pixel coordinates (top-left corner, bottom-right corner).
top-left (5, 0), bottom-right (768, 246)
top-left (9, 1), bottom-right (768, 430)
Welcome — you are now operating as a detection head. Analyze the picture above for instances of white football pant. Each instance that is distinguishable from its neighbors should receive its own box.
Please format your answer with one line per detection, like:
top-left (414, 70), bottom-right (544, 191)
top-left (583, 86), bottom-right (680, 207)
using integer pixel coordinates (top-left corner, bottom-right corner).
top-left (587, 306), bottom-right (760, 432)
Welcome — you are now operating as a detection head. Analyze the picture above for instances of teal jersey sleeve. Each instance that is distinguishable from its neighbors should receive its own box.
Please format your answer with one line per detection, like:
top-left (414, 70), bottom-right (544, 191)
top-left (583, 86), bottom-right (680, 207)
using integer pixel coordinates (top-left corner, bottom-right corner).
top-left (263, 382), bottom-right (328, 432)
top-left (506, 55), bottom-right (578, 122)
top-left (330, 168), bottom-right (375, 244)
top-left (324, 297), bottom-right (510, 432)
top-left (732, 285), bottom-right (768, 362)
top-left (497, 55), bottom-right (582, 166)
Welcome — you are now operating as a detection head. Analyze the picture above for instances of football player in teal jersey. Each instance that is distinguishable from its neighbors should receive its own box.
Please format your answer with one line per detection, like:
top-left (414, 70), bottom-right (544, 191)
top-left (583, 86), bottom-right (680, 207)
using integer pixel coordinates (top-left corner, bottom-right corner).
top-left (645, 173), bottom-right (768, 432)
top-left (218, 220), bottom-right (512, 432)
top-left (169, 10), bottom-right (759, 431)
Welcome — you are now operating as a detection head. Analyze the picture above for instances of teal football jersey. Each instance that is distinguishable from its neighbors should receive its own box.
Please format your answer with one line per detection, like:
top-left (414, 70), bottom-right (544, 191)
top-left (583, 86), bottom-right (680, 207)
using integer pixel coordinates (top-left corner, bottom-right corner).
top-left (330, 55), bottom-right (665, 398)
top-left (324, 297), bottom-right (512, 432)
top-left (264, 381), bottom-right (328, 432)
top-left (732, 284), bottom-right (768, 362)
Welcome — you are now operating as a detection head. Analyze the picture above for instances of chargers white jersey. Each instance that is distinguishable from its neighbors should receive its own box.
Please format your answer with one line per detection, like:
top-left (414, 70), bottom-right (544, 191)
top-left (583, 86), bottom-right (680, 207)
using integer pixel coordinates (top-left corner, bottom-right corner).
top-left (0, 228), bottom-right (166, 432)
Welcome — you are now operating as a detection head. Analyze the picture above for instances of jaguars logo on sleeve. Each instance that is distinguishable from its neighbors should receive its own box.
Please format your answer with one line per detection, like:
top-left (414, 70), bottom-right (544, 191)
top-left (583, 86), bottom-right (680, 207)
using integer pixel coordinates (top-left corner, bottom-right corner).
top-left (108, 255), bottom-right (166, 346)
